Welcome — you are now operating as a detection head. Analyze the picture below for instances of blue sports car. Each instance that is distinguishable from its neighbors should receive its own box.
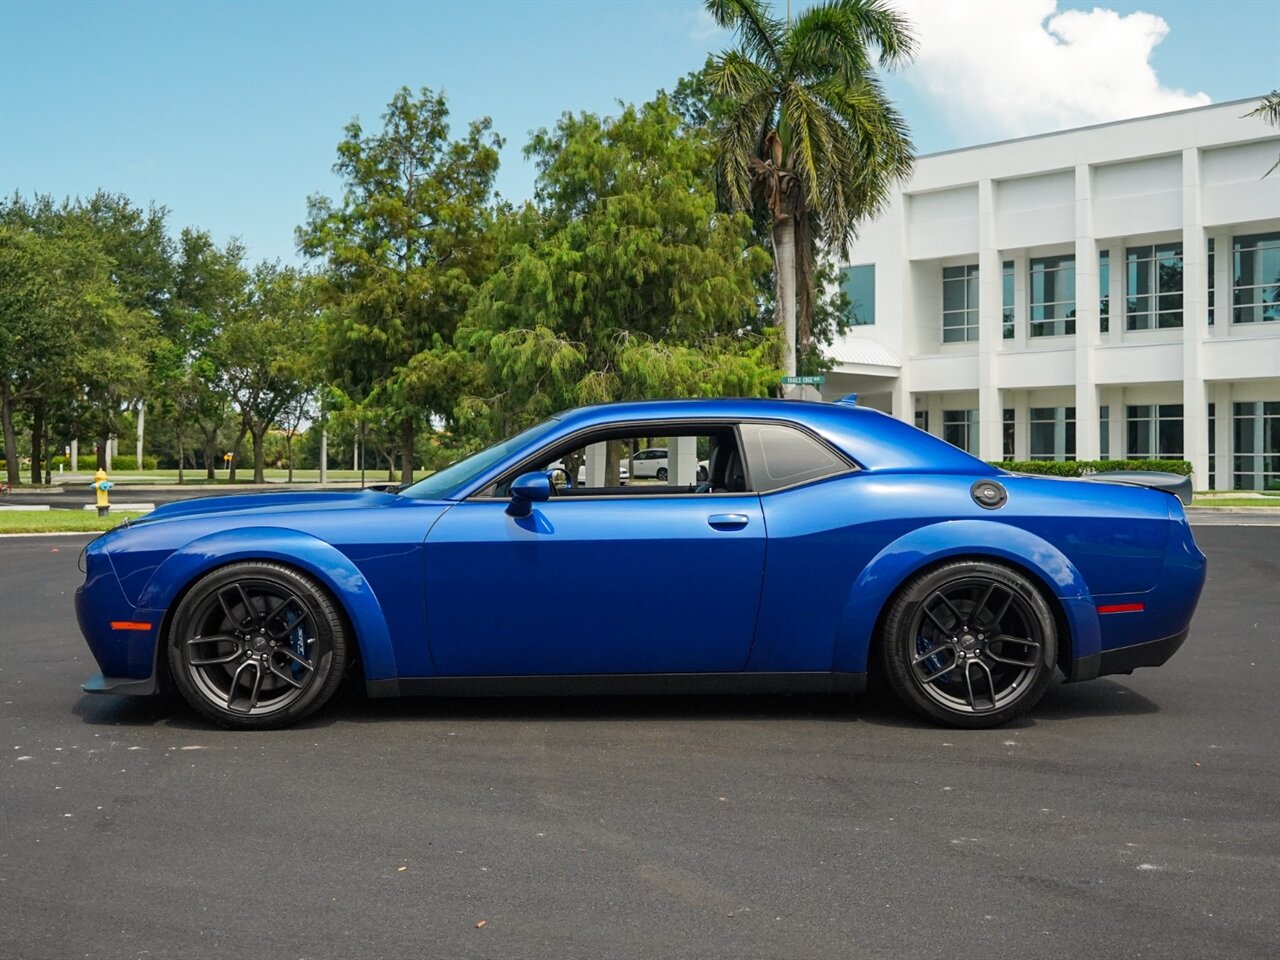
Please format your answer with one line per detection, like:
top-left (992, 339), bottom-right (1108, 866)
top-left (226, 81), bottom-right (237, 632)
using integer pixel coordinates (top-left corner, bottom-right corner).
top-left (76, 398), bottom-right (1206, 730)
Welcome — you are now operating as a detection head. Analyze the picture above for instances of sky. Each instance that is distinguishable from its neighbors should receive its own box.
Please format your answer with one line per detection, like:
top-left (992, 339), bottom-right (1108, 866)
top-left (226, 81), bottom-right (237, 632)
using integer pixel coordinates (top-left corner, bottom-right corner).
top-left (2, 0), bottom-right (1277, 266)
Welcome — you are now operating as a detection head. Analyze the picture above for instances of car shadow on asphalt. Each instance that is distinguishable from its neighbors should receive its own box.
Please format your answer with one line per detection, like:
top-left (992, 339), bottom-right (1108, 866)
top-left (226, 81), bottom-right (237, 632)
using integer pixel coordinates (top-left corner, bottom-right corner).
top-left (70, 675), bottom-right (1159, 732)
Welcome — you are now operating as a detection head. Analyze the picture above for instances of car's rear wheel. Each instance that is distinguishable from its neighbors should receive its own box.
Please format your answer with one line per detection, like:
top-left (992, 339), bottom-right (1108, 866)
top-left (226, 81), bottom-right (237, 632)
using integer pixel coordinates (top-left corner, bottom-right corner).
top-left (881, 561), bottom-right (1057, 728)
top-left (656, 467), bottom-right (668, 481)
top-left (167, 562), bottom-right (349, 730)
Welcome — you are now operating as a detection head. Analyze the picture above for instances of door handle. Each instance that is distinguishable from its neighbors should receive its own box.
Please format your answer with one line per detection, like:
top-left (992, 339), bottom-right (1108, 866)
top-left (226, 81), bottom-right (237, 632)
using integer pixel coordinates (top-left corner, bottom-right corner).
top-left (707, 513), bottom-right (750, 529)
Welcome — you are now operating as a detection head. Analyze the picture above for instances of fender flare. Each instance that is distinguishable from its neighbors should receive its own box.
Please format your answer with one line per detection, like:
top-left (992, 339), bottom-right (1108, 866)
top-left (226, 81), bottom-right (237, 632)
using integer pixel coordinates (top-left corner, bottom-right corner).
top-left (831, 520), bottom-right (1101, 677)
top-left (134, 527), bottom-right (398, 681)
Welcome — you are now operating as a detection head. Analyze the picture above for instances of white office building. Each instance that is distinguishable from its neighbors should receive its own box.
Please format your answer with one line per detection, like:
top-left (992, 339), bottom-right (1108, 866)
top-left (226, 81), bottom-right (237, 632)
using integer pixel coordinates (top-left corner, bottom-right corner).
top-left (823, 98), bottom-right (1280, 490)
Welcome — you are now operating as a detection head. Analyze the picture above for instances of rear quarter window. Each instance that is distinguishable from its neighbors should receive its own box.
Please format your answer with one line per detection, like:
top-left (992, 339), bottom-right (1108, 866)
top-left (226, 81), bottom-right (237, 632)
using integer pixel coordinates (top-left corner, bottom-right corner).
top-left (740, 423), bottom-right (852, 492)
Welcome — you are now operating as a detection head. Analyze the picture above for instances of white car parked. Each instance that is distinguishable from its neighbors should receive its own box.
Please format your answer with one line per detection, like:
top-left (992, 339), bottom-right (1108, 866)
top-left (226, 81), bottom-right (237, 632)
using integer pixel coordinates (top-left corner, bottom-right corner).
top-left (628, 448), bottom-right (710, 482)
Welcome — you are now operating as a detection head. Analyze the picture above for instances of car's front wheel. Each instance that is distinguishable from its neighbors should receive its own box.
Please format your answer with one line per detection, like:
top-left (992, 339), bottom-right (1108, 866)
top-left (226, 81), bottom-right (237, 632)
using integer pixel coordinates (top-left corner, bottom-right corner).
top-left (167, 562), bottom-right (350, 730)
top-left (881, 561), bottom-right (1057, 728)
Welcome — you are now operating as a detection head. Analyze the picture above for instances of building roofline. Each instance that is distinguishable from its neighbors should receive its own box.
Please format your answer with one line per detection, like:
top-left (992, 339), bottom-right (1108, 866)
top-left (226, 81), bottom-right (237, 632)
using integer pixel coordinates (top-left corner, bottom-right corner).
top-left (916, 95), bottom-right (1270, 162)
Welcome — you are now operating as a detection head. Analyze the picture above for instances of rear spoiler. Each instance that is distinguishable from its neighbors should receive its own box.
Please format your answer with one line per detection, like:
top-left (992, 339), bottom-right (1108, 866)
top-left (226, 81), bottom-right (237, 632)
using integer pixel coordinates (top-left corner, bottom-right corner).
top-left (1081, 470), bottom-right (1192, 506)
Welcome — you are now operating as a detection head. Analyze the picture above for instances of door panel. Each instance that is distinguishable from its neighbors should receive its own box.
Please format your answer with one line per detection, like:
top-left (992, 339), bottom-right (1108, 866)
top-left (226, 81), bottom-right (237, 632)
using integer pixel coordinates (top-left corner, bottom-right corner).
top-left (424, 496), bottom-right (765, 676)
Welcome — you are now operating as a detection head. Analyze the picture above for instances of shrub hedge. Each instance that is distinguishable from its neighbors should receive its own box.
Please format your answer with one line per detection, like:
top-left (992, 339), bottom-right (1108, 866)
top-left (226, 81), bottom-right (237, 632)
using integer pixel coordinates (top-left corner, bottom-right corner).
top-left (7, 455), bottom-right (162, 471)
top-left (989, 458), bottom-right (1192, 477)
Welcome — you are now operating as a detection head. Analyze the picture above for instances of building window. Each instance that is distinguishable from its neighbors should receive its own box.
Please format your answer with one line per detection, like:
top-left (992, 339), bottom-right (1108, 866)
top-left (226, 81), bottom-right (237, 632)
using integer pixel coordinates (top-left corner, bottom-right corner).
top-left (1207, 238), bottom-right (1215, 327)
top-left (841, 264), bottom-right (876, 326)
top-left (1029, 406), bottom-right (1076, 461)
top-left (942, 264), bottom-right (979, 343)
top-left (942, 409), bottom-right (978, 455)
top-left (1126, 404), bottom-right (1184, 459)
top-left (1207, 402), bottom-right (1215, 490)
top-left (914, 410), bottom-right (929, 433)
top-left (1029, 255), bottom-right (1075, 337)
top-left (1232, 233), bottom-right (1280, 324)
top-left (1003, 408), bottom-right (1014, 460)
top-left (1099, 250), bottom-right (1110, 333)
top-left (1125, 242), bottom-right (1183, 330)
top-left (1100, 405), bottom-right (1110, 460)
top-left (1002, 261), bottom-right (1015, 339)
top-left (1233, 401), bottom-right (1279, 491)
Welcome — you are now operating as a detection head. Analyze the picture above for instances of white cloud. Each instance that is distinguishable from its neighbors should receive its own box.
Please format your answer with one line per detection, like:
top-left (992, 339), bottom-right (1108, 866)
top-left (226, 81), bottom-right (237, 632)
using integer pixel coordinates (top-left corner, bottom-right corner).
top-left (685, 7), bottom-right (725, 43)
top-left (892, 0), bottom-right (1210, 140)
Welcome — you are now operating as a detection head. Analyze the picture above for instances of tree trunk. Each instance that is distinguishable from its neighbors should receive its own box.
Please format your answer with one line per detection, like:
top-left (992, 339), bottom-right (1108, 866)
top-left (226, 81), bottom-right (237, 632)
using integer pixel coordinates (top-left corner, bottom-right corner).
top-left (42, 419), bottom-right (54, 485)
top-left (286, 433), bottom-right (294, 483)
top-left (251, 427), bottom-right (266, 484)
top-left (176, 427), bottom-right (185, 484)
top-left (97, 433), bottom-right (109, 470)
top-left (204, 434), bottom-right (217, 480)
top-left (400, 417), bottom-right (415, 486)
top-left (772, 217), bottom-right (797, 380)
top-left (1, 381), bottom-right (20, 488)
top-left (29, 399), bottom-right (45, 485)
top-left (228, 424), bottom-right (249, 482)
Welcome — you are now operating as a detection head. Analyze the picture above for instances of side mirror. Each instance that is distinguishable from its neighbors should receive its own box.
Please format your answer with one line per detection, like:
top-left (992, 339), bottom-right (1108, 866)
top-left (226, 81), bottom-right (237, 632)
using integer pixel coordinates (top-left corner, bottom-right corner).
top-left (506, 471), bottom-right (552, 518)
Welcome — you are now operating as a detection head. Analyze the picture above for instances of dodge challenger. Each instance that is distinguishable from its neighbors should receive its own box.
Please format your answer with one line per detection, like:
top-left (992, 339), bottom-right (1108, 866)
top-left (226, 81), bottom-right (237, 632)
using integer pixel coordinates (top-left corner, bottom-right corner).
top-left (76, 397), bottom-right (1206, 729)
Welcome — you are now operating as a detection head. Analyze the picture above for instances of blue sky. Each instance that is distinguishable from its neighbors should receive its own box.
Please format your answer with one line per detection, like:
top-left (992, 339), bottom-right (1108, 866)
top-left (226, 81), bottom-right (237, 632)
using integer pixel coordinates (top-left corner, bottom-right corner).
top-left (2, 0), bottom-right (1277, 265)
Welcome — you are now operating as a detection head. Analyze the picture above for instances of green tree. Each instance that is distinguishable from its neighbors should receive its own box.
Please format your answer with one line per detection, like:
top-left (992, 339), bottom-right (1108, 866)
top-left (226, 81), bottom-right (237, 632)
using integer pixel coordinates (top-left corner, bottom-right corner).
top-left (458, 96), bottom-right (775, 474)
top-left (0, 195), bottom-right (153, 486)
top-left (298, 86), bottom-right (503, 485)
top-left (704, 0), bottom-right (914, 375)
top-left (71, 192), bottom-right (172, 467)
top-left (153, 229), bottom-right (247, 481)
top-left (217, 264), bottom-right (323, 483)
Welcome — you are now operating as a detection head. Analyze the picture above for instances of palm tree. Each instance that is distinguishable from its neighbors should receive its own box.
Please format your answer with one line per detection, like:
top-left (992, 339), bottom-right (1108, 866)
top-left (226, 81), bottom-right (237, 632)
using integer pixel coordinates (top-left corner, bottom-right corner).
top-left (1245, 91), bottom-right (1279, 176)
top-left (705, 0), bottom-right (915, 376)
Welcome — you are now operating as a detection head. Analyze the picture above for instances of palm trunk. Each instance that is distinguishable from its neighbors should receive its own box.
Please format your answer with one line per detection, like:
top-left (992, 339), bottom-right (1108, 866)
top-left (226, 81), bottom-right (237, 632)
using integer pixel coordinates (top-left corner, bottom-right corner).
top-left (773, 217), bottom-right (797, 379)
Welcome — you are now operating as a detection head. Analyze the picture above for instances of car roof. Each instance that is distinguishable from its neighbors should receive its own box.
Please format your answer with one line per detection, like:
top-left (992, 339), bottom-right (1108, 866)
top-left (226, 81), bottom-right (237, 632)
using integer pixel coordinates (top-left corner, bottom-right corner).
top-left (554, 399), bottom-right (991, 476)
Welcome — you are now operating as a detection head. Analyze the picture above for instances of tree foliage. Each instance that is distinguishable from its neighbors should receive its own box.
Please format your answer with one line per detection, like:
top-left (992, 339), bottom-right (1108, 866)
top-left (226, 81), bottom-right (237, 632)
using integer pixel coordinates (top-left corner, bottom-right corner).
top-left (704, 0), bottom-right (914, 357)
top-left (298, 86), bottom-right (503, 483)
top-left (1246, 90), bottom-right (1280, 176)
top-left (457, 96), bottom-right (776, 450)
top-left (217, 264), bottom-right (323, 483)
top-left (0, 194), bottom-right (159, 485)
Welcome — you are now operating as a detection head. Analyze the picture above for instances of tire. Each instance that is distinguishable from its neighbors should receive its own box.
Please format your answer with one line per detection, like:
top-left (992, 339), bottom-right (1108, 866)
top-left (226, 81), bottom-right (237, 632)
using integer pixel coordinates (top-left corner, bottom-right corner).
top-left (881, 561), bottom-right (1057, 728)
top-left (167, 561), bottom-right (350, 730)
top-left (656, 467), bottom-right (668, 481)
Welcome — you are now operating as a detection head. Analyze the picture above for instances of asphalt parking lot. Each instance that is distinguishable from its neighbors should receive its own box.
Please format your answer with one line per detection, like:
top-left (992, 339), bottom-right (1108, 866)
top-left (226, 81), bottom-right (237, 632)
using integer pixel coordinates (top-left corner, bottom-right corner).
top-left (1, 526), bottom-right (1277, 959)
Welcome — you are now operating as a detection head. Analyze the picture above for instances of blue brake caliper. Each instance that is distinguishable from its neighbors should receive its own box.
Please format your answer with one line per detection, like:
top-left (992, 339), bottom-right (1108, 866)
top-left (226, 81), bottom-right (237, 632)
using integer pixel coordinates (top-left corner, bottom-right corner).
top-left (918, 634), bottom-right (947, 678)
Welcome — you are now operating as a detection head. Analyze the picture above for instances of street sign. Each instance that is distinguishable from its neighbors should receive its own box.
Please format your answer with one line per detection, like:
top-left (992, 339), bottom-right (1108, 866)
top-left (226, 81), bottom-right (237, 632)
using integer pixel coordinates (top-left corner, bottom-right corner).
top-left (781, 375), bottom-right (825, 385)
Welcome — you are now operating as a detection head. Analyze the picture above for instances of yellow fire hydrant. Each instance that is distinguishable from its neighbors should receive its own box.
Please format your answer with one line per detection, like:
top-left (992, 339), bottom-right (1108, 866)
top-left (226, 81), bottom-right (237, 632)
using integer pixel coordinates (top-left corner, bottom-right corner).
top-left (91, 468), bottom-right (113, 517)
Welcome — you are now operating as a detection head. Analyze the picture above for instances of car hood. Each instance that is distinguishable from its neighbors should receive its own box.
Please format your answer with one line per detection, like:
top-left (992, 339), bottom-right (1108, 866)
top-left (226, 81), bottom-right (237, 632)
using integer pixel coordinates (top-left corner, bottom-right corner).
top-left (131, 488), bottom-right (399, 525)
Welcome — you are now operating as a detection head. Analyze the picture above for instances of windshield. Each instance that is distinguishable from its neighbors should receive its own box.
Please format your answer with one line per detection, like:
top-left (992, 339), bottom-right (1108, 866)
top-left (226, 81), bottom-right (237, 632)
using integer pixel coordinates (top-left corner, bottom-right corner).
top-left (399, 417), bottom-right (561, 500)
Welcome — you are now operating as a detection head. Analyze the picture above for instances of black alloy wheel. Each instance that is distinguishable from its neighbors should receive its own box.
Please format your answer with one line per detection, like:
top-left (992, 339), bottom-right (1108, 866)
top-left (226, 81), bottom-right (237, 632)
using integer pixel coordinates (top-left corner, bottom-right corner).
top-left (168, 562), bottom-right (349, 729)
top-left (656, 467), bottom-right (668, 481)
top-left (882, 561), bottom-right (1057, 728)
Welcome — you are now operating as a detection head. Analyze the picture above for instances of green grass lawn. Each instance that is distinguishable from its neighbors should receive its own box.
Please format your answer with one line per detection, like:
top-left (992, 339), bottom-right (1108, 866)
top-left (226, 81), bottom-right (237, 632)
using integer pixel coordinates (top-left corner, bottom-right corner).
top-left (0, 511), bottom-right (146, 534)
top-left (1190, 497), bottom-right (1280, 508)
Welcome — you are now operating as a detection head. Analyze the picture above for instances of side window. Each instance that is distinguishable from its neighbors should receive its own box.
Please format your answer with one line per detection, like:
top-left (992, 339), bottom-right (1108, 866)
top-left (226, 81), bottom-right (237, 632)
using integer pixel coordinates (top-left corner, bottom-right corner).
top-left (739, 423), bottom-right (850, 492)
top-left (505, 429), bottom-right (726, 496)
